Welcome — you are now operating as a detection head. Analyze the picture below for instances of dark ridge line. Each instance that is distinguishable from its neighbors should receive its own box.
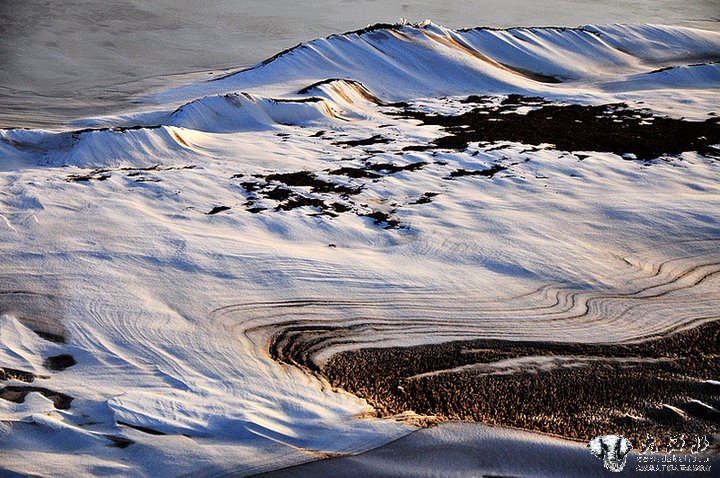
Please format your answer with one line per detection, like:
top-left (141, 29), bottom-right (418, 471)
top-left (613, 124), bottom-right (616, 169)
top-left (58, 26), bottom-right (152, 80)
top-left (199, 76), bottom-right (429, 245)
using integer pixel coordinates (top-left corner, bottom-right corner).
top-left (498, 62), bottom-right (563, 84)
top-left (209, 42), bottom-right (309, 81)
top-left (72, 164), bottom-right (196, 174)
top-left (68, 124), bottom-right (163, 136)
top-left (6, 122), bottom-right (169, 143)
top-left (297, 78), bottom-right (409, 107)
top-left (333, 134), bottom-right (391, 147)
top-left (117, 420), bottom-right (168, 436)
top-left (172, 92), bottom-right (325, 120)
top-left (269, 97), bottom-right (324, 104)
top-left (457, 25), bottom-right (596, 33)
top-left (66, 164), bottom-right (197, 182)
top-left (646, 60), bottom-right (720, 75)
top-left (104, 435), bottom-right (135, 449)
top-left (331, 22), bottom-right (409, 37)
top-left (207, 206), bottom-right (231, 215)
top-left (171, 92), bottom-right (237, 116)
top-left (297, 78), bottom-right (364, 95)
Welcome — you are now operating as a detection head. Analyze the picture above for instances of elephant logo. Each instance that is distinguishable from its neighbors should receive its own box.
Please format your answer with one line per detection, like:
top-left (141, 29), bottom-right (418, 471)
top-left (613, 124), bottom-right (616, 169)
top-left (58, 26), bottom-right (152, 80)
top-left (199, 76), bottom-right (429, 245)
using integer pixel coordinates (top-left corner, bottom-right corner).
top-left (588, 435), bottom-right (633, 472)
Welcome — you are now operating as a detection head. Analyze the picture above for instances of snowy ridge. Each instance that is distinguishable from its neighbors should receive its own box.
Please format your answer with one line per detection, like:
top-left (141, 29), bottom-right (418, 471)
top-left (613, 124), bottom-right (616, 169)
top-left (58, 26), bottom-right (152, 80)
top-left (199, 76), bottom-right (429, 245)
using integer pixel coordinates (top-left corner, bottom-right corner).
top-left (161, 22), bottom-right (720, 104)
top-left (1, 23), bottom-right (719, 167)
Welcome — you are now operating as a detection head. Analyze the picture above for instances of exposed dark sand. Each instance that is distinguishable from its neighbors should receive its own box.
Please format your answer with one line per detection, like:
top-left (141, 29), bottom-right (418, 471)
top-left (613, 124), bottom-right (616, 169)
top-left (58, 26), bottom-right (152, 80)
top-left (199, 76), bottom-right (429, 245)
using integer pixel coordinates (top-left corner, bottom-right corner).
top-left (43, 354), bottom-right (76, 371)
top-left (270, 321), bottom-right (720, 446)
top-left (446, 164), bottom-right (507, 179)
top-left (207, 205), bottom-right (232, 215)
top-left (263, 171), bottom-right (362, 195)
top-left (65, 164), bottom-right (197, 183)
top-left (0, 385), bottom-right (73, 409)
top-left (329, 161), bottom-right (426, 178)
top-left (233, 167), bottom-right (424, 227)
top-left (218, 94), bottom-right (720, 236)
top-left (0, 367), bottom-right (35, 383)
top-left (400, 96), bottom-right (720, 159)
top-left (334, 135), bottom-right (392, 147)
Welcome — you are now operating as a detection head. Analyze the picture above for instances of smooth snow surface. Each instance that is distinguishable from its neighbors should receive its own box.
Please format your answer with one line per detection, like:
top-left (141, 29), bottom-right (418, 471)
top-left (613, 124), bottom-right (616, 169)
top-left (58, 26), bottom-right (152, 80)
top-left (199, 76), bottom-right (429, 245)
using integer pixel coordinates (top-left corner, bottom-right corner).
top-left (1, 22), bottom-right (719, 477)
top-left (258, 422), bottom-right (719, 478)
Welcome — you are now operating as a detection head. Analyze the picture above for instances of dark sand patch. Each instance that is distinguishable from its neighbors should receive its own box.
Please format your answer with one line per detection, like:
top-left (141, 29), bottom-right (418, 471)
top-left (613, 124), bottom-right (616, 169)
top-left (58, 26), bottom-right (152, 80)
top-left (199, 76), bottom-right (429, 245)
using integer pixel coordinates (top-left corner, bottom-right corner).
top-left (328, 167), bottom-right (383, 179)
top-left (328, 161), bottom-right (427, 179)
top-left (235, 170), bottom-right (365, 219)
top-left (334, 135), bottom-right (392, 147)
top-left (0, 385), bottom-right (73, 409)
top-left (446, 164), bottom-right (507, 179)
top-left (269, 320), bottom-right (720, 445)
top-left (67, 172), bottom-right (111, 182)
top-left (67, 164), bottom-right (196, 183)
top-left (409, 192), bottom-right (441, 205)
top-left (0, 367), bottom-right (35, 383)
top-left (265, 171), bottom-right (361, 195)
top-left (207, 206), bottom-right (231, 215)
top-left (43, 354), bottom-right (76, 371)
top-left (328, 161), bottom-right (426, 179)
top-left (399, 96), bottom-right (720, 160)
top-left (361, 210), bottom-right (402, 229)
top-left (233, 160), bottom-right (432, 226)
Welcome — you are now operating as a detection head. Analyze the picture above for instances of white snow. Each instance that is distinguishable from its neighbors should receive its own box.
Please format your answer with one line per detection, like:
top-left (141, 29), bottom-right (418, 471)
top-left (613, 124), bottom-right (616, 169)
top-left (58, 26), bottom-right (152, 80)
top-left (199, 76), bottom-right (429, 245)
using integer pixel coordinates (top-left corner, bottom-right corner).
top-left (0, 21), bottom-right (719, 477)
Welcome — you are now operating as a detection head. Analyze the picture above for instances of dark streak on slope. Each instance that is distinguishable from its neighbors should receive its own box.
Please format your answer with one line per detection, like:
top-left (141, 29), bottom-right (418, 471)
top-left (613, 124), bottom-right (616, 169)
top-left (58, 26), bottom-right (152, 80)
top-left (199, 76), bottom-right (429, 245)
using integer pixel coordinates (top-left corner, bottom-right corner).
top-left (647, 60), bottom-right (720, 75)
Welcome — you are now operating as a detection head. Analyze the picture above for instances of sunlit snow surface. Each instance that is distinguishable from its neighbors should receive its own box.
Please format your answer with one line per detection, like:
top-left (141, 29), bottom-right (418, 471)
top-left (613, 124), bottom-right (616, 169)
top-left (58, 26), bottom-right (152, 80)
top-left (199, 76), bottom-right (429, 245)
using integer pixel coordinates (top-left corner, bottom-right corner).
top-left (1, 22), bottom-right (719, 477)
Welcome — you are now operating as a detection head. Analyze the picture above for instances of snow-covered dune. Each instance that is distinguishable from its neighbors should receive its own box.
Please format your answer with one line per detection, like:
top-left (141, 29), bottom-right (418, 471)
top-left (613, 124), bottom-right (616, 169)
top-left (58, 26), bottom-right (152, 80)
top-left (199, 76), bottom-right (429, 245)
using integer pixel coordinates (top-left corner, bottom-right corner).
top-left (0, 22), bottom-right (719, 477)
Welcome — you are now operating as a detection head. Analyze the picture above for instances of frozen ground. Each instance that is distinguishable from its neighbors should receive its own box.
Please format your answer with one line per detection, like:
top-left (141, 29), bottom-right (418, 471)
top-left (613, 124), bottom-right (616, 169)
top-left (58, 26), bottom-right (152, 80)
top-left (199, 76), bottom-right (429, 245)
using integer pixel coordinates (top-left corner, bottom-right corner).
top-left (0, 21), bottom-right (719, 477)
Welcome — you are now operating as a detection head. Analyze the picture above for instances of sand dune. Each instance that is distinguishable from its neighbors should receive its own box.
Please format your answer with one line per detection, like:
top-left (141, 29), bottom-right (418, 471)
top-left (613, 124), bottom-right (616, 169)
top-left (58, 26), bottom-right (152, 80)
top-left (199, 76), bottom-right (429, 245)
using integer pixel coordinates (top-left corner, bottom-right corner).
top-left (0, 22), bottom-right (719, 477)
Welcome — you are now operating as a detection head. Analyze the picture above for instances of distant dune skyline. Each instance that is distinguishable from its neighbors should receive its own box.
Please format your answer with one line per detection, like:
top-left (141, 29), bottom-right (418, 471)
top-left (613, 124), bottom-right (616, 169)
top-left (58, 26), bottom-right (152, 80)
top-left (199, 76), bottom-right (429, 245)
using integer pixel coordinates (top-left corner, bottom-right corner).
top-left (1, 0), bottom-right (718, 128)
